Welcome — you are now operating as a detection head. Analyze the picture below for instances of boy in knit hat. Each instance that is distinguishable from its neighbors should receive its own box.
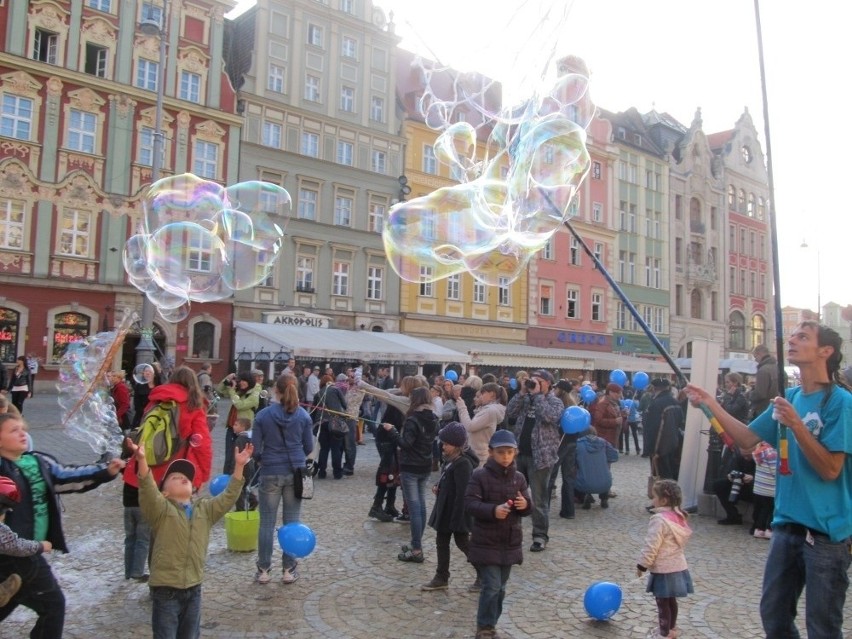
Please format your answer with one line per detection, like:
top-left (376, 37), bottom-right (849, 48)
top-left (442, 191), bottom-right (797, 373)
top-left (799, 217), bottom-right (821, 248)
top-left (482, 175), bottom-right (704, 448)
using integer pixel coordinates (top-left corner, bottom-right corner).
top-left (465, 430), bottom-right (532, 639)
top-left (422, 422), bottom-right (479, 591)
top-left (127, 438), bottom-right (253, 639)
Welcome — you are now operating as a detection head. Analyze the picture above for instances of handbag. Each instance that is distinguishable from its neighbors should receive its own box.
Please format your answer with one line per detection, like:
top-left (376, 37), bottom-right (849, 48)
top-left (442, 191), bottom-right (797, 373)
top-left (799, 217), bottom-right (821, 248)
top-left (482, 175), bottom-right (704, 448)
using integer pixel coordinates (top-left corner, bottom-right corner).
top-left (330, 415), bottom-right (349, 435)
top-left (293, 465), bottom-right (314, 500)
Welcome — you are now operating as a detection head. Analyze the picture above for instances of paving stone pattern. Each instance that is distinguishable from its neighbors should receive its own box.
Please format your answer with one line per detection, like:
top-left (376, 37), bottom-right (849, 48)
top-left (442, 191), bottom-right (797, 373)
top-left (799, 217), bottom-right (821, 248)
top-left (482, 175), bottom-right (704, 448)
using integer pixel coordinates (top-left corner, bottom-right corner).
top-left (3, 393), bottom-right (844, 638)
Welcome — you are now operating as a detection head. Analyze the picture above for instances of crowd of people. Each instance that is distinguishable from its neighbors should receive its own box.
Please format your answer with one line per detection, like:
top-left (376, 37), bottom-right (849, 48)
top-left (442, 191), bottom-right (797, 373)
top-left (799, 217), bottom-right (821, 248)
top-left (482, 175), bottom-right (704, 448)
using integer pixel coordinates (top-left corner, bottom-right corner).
top-left (0, 321), bottom-right (850, 638)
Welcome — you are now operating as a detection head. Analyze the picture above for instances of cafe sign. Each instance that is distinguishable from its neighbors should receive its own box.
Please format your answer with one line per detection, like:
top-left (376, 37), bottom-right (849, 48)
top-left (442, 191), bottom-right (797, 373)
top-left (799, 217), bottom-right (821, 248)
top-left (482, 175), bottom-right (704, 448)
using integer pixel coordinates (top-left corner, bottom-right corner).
top-left (261, 310), bottom-right (330, 329)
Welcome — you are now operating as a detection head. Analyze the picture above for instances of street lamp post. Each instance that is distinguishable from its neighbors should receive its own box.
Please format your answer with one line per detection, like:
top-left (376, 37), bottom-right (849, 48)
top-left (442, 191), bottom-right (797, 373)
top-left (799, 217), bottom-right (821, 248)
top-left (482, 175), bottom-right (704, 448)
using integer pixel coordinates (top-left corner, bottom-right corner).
top-left (136, 1), bottom-right (169, 366)
top-left (800, 239), bottom-right (821, 321)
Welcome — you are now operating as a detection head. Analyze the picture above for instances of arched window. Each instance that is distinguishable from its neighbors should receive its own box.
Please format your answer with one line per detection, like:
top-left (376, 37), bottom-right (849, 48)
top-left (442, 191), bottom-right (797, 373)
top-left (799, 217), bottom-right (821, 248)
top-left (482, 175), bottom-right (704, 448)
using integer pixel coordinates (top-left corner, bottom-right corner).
top-left (727, 184), bottom-right (736, 208)
top-left (690, 290), bottom-right (703, 319)
top-left (757, 196), bottom-right (765, 220)
top-left (192, 321), bottom-right (214, 359)
top-left (747, 193), bottom-right (755, 217)
top-left (52, 312), bottom-right (90, 362)
top-left (0, 308), bottom-right (20, 363)
top-left (737, 189), bottom-right (746, 213)
top-left (751, 315), bottom-right (766, 350)
top-left (729, 311), bottom-right (745, 350)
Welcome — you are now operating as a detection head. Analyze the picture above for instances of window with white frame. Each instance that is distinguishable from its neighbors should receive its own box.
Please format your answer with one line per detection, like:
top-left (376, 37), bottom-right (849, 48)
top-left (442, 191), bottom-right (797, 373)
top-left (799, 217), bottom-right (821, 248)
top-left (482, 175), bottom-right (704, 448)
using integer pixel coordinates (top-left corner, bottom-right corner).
top-left (262, 121), bottom-right (282, 148)
top-left (58, 210), bottom-right (91, 257)
top-left (367, 266), bottom-right (383, 300)
top-left (371, 150), bottom-right (386, 173)
top-left (340, 0), bottom-right (354, 13)
top-left (193, 140), bottom-right (218, 179)
top-left (542, 237), bottom-right (553, 260)
top-left (0, 199), bottom-right (25, 250)
top-left (497, 277), bottom-right (510, 306)
top-left (644, 257), bottom-right (652, 287)
top-left (334, 192), bottom-right (353, 226)
top-left (592, 201), bottom-right (602, 223)
top-left (67, 110), bottom-right (96, 154)
top-left (370, 96), bottom-right (384, 122)
top-left (268, 64), bottom-right (285, 93)
top-left (136, 59), bottom-right (159, 91)
top-left (593, 242), bottom-right (603, 264)
top-left (419, 266), bottom-right (433, 297)
top-left (473, 281), bottom-right (486, 304)
top-left (616, 302), bottom-right (626, 330)
top-left (340, 86), bottom-right (355, 112)
top-left (307, 24), bottom-right (324, 47)
top-left (332, 261), bottom-right (350, 296)
top-left (186, 227), bottom-right (213, 271)
top-left (643, 305), bottom-right (653, 328)
top-left (591, 292), bottom-right (602, 321)
top-left (296, 256), bottom-right (314, 291)
top-left (628, 204), bottom-right (636, 232)
top-left (423, 145), bottom-right (437, 174)
top-left (138, 126), bottom-right (154, 165)
top-left (33, 29), bottom-right (58, 64)
top-left (84, 43), bottom-right (108, 78)
top-left (566, 288), bottom-right (578, 318)
top-left (341, 36), bottom-right (357, 58)
top-left (627, 252), bottom-right (636, 284)
top-left (618, 251), bottom-right (626, 282)
top-left (540, 284), bottom-right (553, 315)
top-left (304, 75), bottom-right (320, 101)
top-left (337, 140), bottom-right (353, 165)
top-left (179, 71), bottom-right (201, 103)
top-left (654, 307), bottom-right (665, 333)
top-left (592, 161), bottom-right (601, 179)
top-left (87, 0), bottom-right (112, 10)
top-left (368, 200), bottom-right (385, 233)
top-left (141, 1), bottom-right (162, 24)
top-left (420, 209), bottom-right (437, 239)
top-left (447, 274), bottom-right (460, 300)
top-left (297, 186), bottom-right (318, 220)
top-left (301, 131), bottom-right (319, 157)
top-left (1, 95), bottom-right (33, 141)
top-left (569, 237), bottom-right (580, 266)
top-left (653, 259), bottom-right (661, 288)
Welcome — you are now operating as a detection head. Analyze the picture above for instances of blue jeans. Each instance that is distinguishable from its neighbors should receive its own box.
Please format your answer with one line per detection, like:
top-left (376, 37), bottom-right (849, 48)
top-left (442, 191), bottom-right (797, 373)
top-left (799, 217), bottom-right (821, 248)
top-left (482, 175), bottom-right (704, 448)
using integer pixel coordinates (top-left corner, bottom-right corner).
top-left (476, 564), bottom-right (512, 628)
top-left (151, 585), bottom-right (201, 639)
top-left (400, 470), bottom-right (430, 551)
top-left (516, 454), bottom-right (553, 543)
top-left (124, 506), bottom-right (151, 579)
top-left (257, 474), bottom-right (301, 572)
top-left (760, 526), bottom-right (851, 639)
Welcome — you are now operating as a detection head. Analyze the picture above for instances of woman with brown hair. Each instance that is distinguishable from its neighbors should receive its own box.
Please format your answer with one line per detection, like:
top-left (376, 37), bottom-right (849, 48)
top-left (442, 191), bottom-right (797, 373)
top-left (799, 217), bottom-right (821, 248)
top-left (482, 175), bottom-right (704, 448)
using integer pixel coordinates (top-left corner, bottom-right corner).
top-left (456, 382), bottom-right (507, 466)
top-left (7, 356), bottom-right (32, 415)
top-left (313, 374), bottom-right (347, 479)
top-left (252, 374), bottom-right (314, 585)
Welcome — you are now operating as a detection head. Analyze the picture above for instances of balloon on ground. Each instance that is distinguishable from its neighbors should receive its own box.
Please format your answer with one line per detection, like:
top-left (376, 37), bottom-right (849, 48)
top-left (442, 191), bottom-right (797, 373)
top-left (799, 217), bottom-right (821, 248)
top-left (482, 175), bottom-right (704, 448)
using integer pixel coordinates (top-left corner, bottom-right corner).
top-left (583, 581), bottom-right (623, 621)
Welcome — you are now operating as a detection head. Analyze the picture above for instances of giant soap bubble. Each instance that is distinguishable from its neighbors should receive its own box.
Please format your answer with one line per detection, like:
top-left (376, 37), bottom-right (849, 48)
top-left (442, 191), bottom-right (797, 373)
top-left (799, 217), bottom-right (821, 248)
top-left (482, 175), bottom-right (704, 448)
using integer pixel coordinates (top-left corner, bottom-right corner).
top-left (383, 2), bottom-right (593, 286)
top-left (124, 174), bottom-right (289, 322)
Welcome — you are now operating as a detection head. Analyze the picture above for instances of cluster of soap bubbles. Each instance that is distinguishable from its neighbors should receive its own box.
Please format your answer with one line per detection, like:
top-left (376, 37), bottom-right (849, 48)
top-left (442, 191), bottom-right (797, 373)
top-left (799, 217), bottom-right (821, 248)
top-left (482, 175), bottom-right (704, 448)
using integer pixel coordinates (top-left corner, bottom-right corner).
top-left (57, 312), bottom-right (136, 456)
top-left (124, 174), bottom-right (289, 322)
top-left (383, 3), bottom-right (593, 286)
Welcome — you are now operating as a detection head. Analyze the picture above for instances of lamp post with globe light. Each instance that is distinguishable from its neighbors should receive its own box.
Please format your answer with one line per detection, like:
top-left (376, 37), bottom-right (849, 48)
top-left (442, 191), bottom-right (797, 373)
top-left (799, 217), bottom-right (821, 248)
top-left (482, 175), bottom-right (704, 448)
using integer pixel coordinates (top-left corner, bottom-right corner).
top-left (135, 1), bottom-right (169, 366)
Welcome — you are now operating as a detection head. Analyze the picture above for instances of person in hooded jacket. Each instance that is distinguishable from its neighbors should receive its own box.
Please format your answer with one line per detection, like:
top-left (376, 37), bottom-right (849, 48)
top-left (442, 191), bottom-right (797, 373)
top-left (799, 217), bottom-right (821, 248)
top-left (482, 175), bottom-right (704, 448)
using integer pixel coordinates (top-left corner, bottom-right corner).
top-left (575, 427), bottom-right (619, 509)
top-left (381, 386), bottom-right (439, 563)
top-left (456, 382), bottom-right (507, 467)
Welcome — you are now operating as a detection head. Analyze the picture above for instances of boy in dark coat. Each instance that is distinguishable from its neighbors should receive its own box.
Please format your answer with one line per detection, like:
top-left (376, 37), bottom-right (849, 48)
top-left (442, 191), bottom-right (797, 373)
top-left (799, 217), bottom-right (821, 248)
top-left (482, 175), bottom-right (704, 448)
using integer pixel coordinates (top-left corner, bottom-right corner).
top-left (464, 430), bottom-right (532, 639)
top-left (422, 422), bottom-right (478, 591)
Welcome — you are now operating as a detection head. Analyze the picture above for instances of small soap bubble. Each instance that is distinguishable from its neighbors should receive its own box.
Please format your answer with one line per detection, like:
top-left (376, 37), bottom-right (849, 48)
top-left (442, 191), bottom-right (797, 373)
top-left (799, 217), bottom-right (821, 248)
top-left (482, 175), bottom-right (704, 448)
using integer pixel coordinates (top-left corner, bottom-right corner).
top-left (133, 363), bottom-right (155, 385)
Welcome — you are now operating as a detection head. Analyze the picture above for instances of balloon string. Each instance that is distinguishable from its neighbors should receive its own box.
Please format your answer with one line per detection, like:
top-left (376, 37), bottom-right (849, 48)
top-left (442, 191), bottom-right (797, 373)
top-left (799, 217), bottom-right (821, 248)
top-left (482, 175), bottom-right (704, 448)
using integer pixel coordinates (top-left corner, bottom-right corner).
top-left (297, 402), bottom-right (383, 426)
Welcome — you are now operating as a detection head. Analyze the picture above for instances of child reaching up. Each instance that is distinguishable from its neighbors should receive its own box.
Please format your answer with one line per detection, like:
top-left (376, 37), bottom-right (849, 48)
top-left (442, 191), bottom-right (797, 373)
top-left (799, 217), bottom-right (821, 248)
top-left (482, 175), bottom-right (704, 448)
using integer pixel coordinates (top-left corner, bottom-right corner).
top-left (464, 430), bottom-right (532, 639)
top-left (637, 479), bottom-right (694, 639)
top-left (129, 437), bottom-right (253, 639)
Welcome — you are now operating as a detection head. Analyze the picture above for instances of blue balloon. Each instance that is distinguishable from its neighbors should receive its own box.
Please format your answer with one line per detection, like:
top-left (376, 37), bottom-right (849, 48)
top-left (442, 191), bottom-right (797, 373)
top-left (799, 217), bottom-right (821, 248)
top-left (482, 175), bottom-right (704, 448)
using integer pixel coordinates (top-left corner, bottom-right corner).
top-left (277, 522), bottom-right (316, 558)
top-left (445, 369), bottom-right (458, 382)
top-left (622, 399), bottom-right (634, 410)
top-left (584, 581), bottom-right (623, 621)
top-left (561, 406), bottom-right (591, 434)
top-left (609, 369), bottom-right (627, 387)
top-left (209, 474), bottom-right (230, 497)
top-left (581, 387), bottom-right (597, 404)
top-left (508, 378), bottom-right (518, 390)
top-left (632, 371), bottom-right (650, 391)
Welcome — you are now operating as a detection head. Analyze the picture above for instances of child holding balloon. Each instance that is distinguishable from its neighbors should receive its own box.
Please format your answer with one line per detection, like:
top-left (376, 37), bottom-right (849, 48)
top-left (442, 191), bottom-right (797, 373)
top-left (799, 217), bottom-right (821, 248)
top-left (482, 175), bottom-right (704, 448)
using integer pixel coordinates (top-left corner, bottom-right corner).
top-left (128, 437), bottom-right (252, 639)
top-left (637, 479), bottom-right (693, 639)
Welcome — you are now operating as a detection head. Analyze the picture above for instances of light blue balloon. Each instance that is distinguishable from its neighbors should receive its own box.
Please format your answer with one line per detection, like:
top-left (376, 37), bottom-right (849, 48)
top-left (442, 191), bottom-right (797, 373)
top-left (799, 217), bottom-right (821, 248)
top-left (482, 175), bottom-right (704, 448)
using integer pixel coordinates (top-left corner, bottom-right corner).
top-left (584, 581), bottom-right (623, 621)
top-left (278, 522), bottom-right (317, 558)
top-left (509, 378), bottom-right (518, 390)
top-left (609, 369), bottom-right (627, 387)
top-left (632, 371), bottom-right (650, 391)
top-left (209, 474), bottom-right (230, 497)
top-left (581, 387), bottom-right (597, 404)
top-left (561, 406), bottom-right (591, 434)
top-left (445, 369), bottom-right (458, 382)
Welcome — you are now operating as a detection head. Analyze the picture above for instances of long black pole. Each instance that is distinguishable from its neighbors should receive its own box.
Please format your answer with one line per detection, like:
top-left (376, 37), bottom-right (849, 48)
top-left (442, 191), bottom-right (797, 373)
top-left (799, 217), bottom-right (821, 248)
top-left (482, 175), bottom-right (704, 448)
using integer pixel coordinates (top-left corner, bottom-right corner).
top-left (754, 0), bottom-right (786, 397)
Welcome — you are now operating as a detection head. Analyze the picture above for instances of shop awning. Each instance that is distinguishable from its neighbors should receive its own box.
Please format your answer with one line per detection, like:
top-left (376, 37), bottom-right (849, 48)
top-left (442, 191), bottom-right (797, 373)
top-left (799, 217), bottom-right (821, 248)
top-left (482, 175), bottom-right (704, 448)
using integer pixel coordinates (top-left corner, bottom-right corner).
top-left (674, 357), bottom-right (758, 375)
top-left (233, 322), bottom-right (470, 365)
top-left (424, 338), bottom-right (673, 374)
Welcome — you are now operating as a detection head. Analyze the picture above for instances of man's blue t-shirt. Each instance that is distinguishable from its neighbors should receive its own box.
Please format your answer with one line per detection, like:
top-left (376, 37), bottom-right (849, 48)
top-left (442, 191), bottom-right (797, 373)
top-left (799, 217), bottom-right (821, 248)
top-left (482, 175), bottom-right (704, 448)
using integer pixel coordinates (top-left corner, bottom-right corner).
top-left (750, 385), bottom-right (852, 542)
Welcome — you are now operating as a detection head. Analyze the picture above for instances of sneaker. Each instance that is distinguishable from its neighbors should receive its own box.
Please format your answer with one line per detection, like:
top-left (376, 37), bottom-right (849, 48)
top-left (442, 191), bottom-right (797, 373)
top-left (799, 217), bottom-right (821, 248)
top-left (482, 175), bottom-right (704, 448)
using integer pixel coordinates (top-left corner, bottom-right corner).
top-left (0, 573), bottom-right (21, 607)
top-left (421, 577), bottom-right (448, 591)
top-left (468, 577), bottom-right (482, 592)
top-left (529, 540), bottom-right (545, 552)
top-left (763, 530), bottom-right (772, 539)
top-left (394, 513), bottom-right (410, 524)
top-left (282, 567), bottom-right (299, 584)
top-left (368, 505), bottom-right (393, 522)
top-left (255, 568), bottom-right (271, 584)
top-left (754, 529), bottom-right (765, 539)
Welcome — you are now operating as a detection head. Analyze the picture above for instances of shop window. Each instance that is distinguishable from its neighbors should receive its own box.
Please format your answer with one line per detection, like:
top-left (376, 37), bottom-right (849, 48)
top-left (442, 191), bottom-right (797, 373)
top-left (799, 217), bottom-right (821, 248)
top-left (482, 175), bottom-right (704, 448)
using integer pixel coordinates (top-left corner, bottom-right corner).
top-left (52, 312), bottom-right (90, 362)
top-left (0, 308), bottom-right (20, 363)
top-left (192, 321), bottom-right (214, 359)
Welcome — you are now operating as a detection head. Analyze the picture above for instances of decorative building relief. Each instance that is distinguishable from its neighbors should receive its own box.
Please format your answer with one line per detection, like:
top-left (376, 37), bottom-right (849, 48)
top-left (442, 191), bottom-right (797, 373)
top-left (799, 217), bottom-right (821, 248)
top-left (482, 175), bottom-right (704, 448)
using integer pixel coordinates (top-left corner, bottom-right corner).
top-left (81, 17), bottom-right (117, 45)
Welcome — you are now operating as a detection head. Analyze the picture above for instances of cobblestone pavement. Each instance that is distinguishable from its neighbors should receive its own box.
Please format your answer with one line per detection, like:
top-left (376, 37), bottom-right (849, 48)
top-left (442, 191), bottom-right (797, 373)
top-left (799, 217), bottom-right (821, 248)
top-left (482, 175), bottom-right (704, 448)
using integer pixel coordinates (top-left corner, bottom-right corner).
top-left (3, 393), bottom-right (845, 638)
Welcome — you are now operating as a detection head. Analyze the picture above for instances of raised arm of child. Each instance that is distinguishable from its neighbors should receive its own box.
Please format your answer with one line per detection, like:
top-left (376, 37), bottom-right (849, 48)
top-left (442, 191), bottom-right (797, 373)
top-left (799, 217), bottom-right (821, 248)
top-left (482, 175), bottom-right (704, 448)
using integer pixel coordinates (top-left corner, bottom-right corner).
top-left (231, 444), bottom-right (254, 482)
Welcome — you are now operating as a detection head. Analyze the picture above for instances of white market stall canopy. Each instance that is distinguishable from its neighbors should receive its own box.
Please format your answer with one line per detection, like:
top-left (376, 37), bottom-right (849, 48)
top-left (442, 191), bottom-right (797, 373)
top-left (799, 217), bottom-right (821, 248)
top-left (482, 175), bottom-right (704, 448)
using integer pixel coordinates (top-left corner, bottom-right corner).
top-left (425, 338), bottom-right (673, 374)
top-left (674, 357), bottom-right (758, 375)
top-left (233, 322), bottom-right (470, 365)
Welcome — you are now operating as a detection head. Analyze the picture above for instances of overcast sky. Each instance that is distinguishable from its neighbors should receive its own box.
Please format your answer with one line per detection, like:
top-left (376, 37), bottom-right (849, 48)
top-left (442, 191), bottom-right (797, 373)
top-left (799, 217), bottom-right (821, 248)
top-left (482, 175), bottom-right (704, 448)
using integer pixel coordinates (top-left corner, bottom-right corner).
top-left (230, 0), bottom-right (851, 316)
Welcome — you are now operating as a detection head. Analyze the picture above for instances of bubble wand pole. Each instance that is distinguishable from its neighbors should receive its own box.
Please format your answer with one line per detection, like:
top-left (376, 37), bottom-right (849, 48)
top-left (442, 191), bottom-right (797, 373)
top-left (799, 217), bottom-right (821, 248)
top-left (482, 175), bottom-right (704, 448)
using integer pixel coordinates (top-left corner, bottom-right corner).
top-left (540, 189), bottom-right (734, 449)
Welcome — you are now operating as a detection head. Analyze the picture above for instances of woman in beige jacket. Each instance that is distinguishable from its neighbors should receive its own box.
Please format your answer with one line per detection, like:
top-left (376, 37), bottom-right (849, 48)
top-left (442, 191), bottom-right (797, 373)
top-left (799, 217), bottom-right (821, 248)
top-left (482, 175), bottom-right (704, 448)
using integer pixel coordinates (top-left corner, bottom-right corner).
top-left (455, 382), bottom-right (507, 466)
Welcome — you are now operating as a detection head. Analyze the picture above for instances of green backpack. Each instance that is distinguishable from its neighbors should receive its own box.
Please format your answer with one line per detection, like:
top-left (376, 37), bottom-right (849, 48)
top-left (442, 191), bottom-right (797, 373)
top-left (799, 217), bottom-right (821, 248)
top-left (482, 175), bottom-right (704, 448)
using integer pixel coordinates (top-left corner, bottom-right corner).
top-left (130, 400), bottom-right (184, 465)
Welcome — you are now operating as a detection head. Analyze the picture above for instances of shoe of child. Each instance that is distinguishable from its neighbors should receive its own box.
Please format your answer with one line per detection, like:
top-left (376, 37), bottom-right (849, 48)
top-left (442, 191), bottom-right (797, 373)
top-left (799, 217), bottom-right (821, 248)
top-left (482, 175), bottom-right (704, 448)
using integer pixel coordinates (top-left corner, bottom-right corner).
top-left (282, 567), bottom-right (299, 584)
top-left (0, 573), bottom-right (21, 607)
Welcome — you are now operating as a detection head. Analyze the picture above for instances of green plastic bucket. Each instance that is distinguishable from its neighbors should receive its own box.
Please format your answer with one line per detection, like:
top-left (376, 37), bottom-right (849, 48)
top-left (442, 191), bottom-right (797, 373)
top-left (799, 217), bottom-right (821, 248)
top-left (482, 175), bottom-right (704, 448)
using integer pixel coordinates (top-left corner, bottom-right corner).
top-left (224, 511), bottom-right (260, 552)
